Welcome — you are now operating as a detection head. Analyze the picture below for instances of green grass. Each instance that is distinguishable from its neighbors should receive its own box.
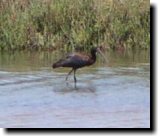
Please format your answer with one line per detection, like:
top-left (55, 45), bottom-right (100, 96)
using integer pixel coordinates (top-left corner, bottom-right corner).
top-left (0, 0), bottom-right (150, 51)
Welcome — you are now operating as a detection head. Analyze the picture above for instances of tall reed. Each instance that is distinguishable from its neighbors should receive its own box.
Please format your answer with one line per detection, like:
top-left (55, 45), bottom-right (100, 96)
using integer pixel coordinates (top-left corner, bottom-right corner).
top-left (0, 0), bottom-right (150, 51)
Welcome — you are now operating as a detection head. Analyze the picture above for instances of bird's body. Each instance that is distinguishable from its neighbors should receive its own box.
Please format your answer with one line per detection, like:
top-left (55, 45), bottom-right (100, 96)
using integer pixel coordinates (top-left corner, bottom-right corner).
top-left (52, 52), bottom-right (96, 69)
top-left (52, 47), bottom-right (103, 85)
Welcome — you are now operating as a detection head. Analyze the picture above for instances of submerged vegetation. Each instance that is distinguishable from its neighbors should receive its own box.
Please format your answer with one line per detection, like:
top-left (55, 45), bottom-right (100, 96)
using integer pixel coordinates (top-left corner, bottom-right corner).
top-left (0, 0), bottom-right (150, 51)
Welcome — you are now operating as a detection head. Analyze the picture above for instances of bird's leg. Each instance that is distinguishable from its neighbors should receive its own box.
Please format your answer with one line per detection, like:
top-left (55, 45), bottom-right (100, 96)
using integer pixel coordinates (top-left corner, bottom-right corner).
top-left (66, 68), bottom-right (73, 81)
top-left (73, 69), bottom-right (77, 84)
top-left (74, 82), bottom-right (77, 89)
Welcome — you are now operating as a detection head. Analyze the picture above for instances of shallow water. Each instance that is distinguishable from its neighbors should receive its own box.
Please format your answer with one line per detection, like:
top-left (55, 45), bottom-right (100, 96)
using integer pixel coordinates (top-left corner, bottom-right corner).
top-left (0, 49), bottom-right (150, 128)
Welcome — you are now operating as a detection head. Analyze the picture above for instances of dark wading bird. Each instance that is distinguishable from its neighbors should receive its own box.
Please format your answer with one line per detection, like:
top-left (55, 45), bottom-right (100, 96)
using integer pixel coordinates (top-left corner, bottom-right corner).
top-left (52, 46), bottom-right (107, 86)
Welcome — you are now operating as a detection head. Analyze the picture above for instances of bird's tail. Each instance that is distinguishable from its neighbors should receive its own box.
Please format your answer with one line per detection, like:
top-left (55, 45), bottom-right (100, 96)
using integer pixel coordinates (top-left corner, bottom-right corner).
top-left (52, 60), bottom-right (63, 68)
top-left (52, 63), bottom-right (60, 68)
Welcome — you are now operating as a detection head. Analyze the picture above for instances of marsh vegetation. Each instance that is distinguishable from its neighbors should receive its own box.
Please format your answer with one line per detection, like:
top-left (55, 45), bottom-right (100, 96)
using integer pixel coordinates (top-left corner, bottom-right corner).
top-left (0, 0), bottom-right (150, 51)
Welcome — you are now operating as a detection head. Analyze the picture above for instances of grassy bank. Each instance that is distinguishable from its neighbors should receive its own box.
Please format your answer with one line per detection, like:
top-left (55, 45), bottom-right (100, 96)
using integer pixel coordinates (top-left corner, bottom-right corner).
top-left (0, 0), bottom-right (150, 51)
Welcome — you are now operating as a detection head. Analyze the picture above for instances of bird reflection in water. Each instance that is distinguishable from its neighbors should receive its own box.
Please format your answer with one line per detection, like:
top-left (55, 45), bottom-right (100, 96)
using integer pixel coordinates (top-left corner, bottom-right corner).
top-left (53, 81), bottom-right (96, 93)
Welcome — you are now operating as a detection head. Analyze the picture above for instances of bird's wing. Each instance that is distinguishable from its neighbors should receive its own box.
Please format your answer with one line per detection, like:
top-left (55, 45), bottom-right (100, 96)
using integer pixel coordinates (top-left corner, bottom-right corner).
top-left (53, 52), bottom-right (91, 68)
top-left (63, 53), bottom-right (91, 67)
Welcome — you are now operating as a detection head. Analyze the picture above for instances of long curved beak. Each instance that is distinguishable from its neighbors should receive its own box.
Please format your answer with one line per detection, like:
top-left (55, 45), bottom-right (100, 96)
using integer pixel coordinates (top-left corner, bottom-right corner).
top-left (97, 48), bottom-right (108, 63)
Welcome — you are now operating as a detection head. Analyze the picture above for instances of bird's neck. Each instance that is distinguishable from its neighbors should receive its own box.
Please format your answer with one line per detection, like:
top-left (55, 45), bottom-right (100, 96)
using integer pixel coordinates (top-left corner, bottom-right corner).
top-left (91, 52), bottom-right (96, 63)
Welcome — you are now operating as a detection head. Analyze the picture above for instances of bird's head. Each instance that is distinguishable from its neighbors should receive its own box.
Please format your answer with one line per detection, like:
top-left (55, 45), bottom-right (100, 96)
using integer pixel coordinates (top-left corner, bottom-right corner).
top-left (91, 46), bottom-right (104, 53)
top-left (91, 46), bottom-right (108, 63)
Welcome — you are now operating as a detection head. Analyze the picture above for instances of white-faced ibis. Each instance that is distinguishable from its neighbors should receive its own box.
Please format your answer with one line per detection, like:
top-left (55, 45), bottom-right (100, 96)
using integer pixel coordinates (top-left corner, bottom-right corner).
top-left (52, 46), bottom-right (106, 84)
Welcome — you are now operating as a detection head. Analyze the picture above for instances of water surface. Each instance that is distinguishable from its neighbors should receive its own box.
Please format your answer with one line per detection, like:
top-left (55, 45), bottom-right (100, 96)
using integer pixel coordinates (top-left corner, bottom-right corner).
top-left (0, 49), bottom-right (150, 128)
